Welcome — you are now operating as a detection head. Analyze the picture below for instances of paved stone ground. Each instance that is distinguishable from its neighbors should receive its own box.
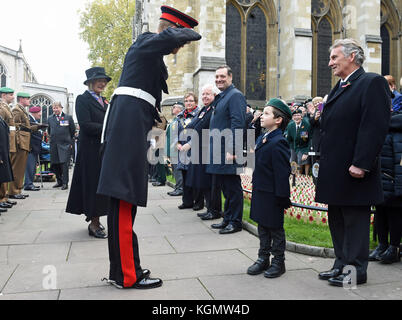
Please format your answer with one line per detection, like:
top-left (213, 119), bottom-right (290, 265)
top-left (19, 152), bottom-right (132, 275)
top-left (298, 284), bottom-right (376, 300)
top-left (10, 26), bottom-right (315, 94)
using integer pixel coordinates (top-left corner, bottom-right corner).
top-left (0, 180), bottom-right (401, 300)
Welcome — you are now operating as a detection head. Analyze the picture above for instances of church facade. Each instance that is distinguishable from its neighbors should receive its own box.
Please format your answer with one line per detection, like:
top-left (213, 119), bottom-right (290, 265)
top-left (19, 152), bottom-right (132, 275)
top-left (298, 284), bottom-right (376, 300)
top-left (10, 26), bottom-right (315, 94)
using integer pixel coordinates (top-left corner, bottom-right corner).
top-left (136, 0), bottom-right (401, 107)
top-left (0, 44), bottom-right (73, 122)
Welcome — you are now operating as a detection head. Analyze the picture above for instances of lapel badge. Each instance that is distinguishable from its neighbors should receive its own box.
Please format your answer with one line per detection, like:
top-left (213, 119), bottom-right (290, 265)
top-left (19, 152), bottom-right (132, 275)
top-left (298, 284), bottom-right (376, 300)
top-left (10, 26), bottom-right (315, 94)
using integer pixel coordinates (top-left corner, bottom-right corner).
top-left (341, 81), bottom-right (351, 88)
top-left (262, 137), bottom-right (267, 144)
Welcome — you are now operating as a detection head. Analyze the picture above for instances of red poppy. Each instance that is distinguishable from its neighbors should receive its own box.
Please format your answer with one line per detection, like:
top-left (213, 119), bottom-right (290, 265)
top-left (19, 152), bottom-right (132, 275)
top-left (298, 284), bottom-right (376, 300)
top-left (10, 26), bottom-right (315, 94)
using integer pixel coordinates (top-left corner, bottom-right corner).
top-left (296, 214), bottom-right (301, 220)
top-left (309, 216), bottom-right (314, 222)
top-left (322, 217), bottom-right (327, 224)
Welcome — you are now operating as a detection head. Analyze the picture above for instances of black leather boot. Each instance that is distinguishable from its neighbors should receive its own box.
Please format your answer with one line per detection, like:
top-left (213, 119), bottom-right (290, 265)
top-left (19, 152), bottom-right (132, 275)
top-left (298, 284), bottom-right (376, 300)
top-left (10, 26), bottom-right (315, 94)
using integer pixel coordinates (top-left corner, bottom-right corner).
top-left (368, 243), bottom-right (388, 261)
top-left (247, 257), bottom-right (270, 275)
top-left (264, 259), bottom-right (286, 278)
top-left (379, 245), bottom-right (400, 264)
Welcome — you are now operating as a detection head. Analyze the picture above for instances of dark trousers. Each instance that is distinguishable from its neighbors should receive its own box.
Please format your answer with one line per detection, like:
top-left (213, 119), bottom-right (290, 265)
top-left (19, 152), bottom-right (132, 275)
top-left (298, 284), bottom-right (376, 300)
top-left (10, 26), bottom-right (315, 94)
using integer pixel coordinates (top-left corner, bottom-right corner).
top-left (52, 162), bottom-right (69, 185)
top-left (107, 198), bottom-right (146, 287)
top-left (181, 169), bottom-right (204, 208)
top-left (375, 205), bottom-right (402, 246)
top-left (258, 224), bottom-right (286, 262)
top-left (328, 205), bottom-right (371, 277)
top-left (204, 175), bottom-right (222, 214)
top-left (24, 152), bottom-right (38, 189)
top-left (215, 174), bottom-right (243, 228)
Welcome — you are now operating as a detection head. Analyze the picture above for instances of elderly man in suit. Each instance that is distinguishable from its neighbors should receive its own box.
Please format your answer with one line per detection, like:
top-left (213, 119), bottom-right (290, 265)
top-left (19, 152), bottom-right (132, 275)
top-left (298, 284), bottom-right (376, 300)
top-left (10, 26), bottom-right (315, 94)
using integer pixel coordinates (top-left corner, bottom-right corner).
top-left (206, 65), bottom-right (247, 234)
top-left (48, 102), bottom-right (76, 190)
top-left (316, 39), bottom-right (391, 287)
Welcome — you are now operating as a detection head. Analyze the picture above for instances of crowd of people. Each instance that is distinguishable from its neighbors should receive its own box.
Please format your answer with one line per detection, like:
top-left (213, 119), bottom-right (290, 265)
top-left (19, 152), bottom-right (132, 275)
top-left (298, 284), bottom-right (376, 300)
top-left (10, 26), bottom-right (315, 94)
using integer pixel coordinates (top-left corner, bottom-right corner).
top-left (0, 5), bottom-right (401, 291)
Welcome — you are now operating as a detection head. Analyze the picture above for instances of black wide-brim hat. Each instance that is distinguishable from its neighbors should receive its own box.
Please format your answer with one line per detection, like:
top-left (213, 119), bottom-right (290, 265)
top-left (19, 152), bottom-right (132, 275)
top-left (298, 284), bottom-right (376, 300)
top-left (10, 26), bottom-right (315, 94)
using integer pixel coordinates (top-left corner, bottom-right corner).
top-left (160, 5), bottom-right (198, 28)
top-left (84, 67), bottom-right (112, 85)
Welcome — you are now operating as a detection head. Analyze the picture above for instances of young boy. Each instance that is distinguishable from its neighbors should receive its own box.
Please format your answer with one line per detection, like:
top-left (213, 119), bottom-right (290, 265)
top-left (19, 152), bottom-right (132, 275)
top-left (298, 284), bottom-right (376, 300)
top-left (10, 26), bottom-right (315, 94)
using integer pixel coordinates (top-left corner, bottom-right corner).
top-left (247, 98), bottom-right (292, 278)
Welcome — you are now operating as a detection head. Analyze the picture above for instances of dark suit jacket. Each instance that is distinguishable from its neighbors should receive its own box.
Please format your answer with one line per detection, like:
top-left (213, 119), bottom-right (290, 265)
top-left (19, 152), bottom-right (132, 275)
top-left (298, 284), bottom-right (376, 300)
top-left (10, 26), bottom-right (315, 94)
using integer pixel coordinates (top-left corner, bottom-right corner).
top-left (250, 129), bottom-right (291, 228)
top-left (47, 112), bottom-right (76, 164)
top-left (206, 85), bottom-right (247, 175)
top-left (0, 116), bottom-right (13, 183)
top-left (316, 67), bottom-right (391, 206)
top-left (29, 114), bottom-right (42, 155)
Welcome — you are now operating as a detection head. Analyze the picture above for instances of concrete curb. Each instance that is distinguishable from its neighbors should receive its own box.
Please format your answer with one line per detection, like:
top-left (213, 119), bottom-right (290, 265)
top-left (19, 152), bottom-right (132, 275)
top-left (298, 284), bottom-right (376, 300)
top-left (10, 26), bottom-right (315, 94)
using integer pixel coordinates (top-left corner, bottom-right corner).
top-left (166, 181), bottom-right (335, 259)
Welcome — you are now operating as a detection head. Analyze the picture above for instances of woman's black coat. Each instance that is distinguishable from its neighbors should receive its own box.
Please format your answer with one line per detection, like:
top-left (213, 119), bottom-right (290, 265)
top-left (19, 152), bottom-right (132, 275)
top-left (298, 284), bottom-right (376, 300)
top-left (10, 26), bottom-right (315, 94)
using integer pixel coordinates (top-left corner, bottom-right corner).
top-left (66, 91), bottom-right (110, 220)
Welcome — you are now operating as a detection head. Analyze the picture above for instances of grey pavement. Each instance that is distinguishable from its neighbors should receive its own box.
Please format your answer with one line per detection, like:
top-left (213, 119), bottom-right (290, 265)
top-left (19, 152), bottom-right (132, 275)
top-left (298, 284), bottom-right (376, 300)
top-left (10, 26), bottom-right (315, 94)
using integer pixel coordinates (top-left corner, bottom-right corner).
top-left (0, 180), bottom-right (401, 300)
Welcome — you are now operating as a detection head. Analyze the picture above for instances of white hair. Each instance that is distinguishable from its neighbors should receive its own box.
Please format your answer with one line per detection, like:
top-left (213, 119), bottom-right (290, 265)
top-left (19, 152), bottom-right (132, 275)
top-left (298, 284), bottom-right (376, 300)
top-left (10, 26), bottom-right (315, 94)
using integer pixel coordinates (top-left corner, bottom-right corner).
top-left (201, 84), bottom-right (220, 95)
top-left (330, 38), bottom-right (366, 66)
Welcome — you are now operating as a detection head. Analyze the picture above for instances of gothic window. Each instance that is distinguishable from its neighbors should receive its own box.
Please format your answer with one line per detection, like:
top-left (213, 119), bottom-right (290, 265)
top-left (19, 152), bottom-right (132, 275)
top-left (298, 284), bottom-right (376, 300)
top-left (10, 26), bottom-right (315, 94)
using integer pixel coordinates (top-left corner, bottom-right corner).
top-left (0, 63), bottom-right (7, 87)
top-left (226, 2), bottom-right (242, 90)
top-left (246, 6), bottom-right (267, 100)
top-left (316, 17), bottom-right (333, 97)
top-left (381, 24), bottom-right (390, 76)
top-left (30, 94), bottom-right (54, 123)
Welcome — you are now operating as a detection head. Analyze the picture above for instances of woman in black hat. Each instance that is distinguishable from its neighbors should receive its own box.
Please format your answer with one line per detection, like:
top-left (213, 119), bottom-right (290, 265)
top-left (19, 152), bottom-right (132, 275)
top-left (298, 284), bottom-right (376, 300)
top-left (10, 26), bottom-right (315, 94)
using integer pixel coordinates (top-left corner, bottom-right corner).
top-left (66, 67), bottom-right (111, 238)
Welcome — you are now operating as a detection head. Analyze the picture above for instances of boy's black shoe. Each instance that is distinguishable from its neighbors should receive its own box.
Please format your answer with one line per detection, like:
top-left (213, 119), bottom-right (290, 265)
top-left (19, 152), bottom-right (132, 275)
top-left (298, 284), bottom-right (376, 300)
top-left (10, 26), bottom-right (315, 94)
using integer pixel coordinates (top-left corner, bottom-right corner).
top-left (247, 258), bottom-right (270, 275)
top-left (264, 260), bottom-right (286, 278)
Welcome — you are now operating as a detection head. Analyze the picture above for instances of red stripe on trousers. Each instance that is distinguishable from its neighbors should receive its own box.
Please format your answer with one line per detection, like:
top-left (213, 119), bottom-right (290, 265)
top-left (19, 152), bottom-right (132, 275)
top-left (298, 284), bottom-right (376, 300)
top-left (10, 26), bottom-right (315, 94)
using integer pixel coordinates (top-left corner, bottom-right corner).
top-left (119, 200), bottom-right (137, 287)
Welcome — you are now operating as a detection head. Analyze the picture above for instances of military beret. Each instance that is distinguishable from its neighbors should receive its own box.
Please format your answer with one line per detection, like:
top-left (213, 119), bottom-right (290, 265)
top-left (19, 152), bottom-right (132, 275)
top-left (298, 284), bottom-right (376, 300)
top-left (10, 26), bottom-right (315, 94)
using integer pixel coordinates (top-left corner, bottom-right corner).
top-left (0, 87), bottom-right (14, 94)
top-left (292, 109), bottom-right (303, 115)
top-left (17, 92), bottom-right (31, 98)
top-left (160, 5), bottom-right (198, 28)
top-left (266, 98), bottom-right (292, 119)
top-left (29, 106), bottom-right (41, 113)
top-left (173, 101), bottom-right (184, 108)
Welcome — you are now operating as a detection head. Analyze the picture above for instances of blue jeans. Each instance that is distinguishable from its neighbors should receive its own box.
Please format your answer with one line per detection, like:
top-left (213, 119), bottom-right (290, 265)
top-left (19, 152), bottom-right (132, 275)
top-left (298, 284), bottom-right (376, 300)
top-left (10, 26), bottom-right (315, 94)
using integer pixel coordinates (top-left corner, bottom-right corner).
top-left (24, 152), bottom-right (38, 189)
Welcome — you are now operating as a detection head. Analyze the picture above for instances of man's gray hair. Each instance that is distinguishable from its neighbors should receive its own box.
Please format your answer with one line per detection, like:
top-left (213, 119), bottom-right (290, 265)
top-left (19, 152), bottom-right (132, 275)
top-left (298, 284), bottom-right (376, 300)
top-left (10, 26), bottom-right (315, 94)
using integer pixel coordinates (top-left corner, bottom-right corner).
top-left (330, 38), bottom-right (366, 66)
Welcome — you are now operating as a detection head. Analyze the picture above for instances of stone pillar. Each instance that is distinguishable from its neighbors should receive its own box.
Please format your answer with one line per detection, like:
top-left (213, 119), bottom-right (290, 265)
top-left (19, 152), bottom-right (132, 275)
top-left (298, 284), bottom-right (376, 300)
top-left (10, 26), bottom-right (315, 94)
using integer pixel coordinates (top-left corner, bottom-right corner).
top-left (344, 0), bottom-right (382, 74)
top-left (278, 0), bottom-right (313, 101)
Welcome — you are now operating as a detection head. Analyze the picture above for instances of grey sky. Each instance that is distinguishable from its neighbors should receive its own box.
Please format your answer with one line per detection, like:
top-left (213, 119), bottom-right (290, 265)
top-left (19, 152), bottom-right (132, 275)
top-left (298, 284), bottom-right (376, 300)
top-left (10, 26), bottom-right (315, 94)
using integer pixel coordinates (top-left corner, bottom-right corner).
top-left (0, 0), bottom-right (92, 100)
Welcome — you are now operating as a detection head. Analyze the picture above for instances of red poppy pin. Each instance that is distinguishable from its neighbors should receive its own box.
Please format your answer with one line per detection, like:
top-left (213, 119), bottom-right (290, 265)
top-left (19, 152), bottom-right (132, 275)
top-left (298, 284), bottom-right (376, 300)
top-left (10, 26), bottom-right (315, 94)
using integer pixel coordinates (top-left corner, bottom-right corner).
top-left (104, 100), bottom-right (109, 105)
top-left (341, 81), bottom-right (351, 88)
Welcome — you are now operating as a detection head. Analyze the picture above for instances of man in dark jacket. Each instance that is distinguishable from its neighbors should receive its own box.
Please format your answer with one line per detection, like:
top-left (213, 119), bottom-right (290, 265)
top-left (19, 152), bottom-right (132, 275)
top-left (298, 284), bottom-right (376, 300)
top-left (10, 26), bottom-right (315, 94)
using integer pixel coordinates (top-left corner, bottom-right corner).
top-left (316, 39), bottom-right (391, 287)
top-left (23, 106), bottom-right (45, 191)
top-left (206, 65), bottom-right (247, 234)
top-left (0, 114), bottom-right (13, 213)
top-left (97, 6), bottom-right (201, 290)
top-left (48, 102), bottom-right (76, 190)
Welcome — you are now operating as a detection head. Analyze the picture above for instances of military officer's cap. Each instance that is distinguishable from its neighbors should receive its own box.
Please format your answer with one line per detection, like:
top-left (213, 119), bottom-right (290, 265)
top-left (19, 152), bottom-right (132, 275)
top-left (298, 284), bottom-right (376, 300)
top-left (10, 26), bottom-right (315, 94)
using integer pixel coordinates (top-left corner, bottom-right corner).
top-left (17, 92), bottom-right (31, 98)
top-left (29, 106), bottom-right (41, 113)
top-left (160, 5), bottom-right (199, 29)
top-left (266, 98), bottom-right (292, 119)
top-left (292, 109), bottom-right (303, 116)
top-left (0, 87), bottom-right (14, 94)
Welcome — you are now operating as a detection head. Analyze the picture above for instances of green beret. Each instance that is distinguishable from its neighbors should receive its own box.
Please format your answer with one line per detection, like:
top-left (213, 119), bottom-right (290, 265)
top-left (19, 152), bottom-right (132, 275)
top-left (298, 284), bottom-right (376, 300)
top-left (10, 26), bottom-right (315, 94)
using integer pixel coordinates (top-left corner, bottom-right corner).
top-left (266, 98), bottom-right (292, 119)
top-left (17, 92), bottom-right (31, 98)
top-left (0, 87), bottom-right (14, 94)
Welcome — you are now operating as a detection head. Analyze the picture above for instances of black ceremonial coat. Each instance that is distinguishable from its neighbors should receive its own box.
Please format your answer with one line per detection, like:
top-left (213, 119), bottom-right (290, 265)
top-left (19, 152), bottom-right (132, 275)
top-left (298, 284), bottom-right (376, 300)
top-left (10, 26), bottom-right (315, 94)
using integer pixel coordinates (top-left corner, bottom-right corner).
top-left (250, 129), bottom-right (291, 228)
top-left (315, 67), bottom-right (391, 206)
top-left (97, 27), bottom-right (201, 206)
top-left (185, 104), bottom-right (214, 189)
top-left (47, 112), bottom-right (76, 164)
top-left (66, 91), bottom-right (110, 220)
top-left (0, 116), bottom-right (13, 183)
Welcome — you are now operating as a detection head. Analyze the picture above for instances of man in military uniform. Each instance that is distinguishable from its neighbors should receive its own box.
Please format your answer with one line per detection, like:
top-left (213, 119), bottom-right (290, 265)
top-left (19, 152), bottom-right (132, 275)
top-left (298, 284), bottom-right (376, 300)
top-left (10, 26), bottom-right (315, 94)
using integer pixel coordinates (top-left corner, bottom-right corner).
top-left (9, 92), bottom-right (44, 199)
top-left (0, 87), bottom-right (17, 208)
top-left (97, 5), bottom-right (201, 289)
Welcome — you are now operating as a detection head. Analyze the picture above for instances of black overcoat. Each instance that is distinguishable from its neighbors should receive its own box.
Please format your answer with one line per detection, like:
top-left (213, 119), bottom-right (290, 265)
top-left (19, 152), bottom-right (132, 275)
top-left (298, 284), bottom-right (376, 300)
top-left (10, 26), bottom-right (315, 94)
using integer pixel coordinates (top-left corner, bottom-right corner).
top-left (97, 27), bottom-right (201, 206)
top-left (66, 91), bottom-right (110, 220)
top-left (315, 67), bottom-right (391, 206)
top-left (186, 104), bottom-right (214, 188)
top-left (47, 112), bottom-right (76, 164)
top-left (250, 129), bottom-right (291, 228)
top-left (29, 114), bottom-right (42, 155)
top-left (0, 117), bottom-right (13, 183)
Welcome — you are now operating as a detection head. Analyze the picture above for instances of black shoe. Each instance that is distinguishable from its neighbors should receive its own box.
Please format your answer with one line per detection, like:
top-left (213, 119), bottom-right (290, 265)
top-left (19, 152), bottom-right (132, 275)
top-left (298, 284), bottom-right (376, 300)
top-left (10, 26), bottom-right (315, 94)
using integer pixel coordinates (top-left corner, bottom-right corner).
top-left (379, 245), bottom-right (400, 264)
top-left (197, 211), bottom-right (209, 218)
top-left (264, 261), bottom-right (286, 278)
top-left (328, 273), bottom-right (367, 287)
top-left (0, 207), bottom-right (7, 213)
top-left (219, 224), bottom-right (242, 234)
top-left (318, 268), bottom-right (343, 280)
top-left (88, 225), bottom-right (107, 239)
top-left (53, 183), bottom-right (62, 188)
top-left (21, 194), bottom-right (29, 198)
top-left (131, 277), bottom-right (163, 289)
top-left (142, 269), bottom-right (151, 278)
top-left (247, 257), bottom-right (270, 275)
top-left (6, 200), bottom-right (17, 205)
top-left (201, 212), bottom-right (222, 220)
top-left (193, 205), bottom-right (204, 211)
top-left (211, 221), bottom-right (228, 229)
top-left (0, 202), bottom-right (12, 209)
top-left (369, 243), bottom-right (388, 261)
top-left (61, 184), bottom-right (68, 190)
top-left (178, 204), bottom-right (193, 209)
top-left (24, 186), bottom-right (40, 191)
top-left (152, 181), bottom-right (165, 187)
top-left (169, 190), bottom-right (183, 196)
top-left (9, 194), bottom-right (25, 200)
